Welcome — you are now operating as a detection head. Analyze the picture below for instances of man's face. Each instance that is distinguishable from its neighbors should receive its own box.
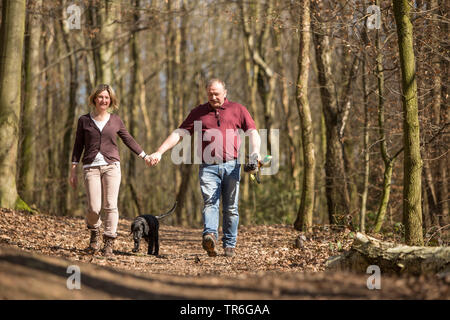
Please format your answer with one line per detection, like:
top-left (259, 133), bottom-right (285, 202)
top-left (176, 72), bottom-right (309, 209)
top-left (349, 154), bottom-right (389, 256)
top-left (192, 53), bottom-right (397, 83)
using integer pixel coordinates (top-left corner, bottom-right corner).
top-left (207, 82), bottom-right (227, 108)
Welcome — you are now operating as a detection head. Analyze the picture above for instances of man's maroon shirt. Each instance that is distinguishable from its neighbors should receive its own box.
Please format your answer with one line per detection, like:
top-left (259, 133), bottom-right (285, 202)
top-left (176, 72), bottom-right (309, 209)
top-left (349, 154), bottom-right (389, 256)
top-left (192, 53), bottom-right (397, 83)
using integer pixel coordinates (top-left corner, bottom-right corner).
top-left (179, 98), bottom-right (256, 163)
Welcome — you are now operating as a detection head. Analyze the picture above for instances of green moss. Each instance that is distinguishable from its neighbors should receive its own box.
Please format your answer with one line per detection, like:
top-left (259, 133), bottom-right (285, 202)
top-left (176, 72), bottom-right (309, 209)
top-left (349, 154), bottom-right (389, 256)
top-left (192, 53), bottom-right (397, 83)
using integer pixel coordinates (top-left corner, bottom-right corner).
top-left (14, 197), bottom-right (36, 213)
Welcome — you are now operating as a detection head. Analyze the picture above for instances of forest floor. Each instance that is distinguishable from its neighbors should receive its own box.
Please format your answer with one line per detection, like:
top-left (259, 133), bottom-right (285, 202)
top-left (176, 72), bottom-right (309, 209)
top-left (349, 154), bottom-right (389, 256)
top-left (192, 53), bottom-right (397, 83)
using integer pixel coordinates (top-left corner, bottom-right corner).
top-left (0, 208), bottom-right (448, 300)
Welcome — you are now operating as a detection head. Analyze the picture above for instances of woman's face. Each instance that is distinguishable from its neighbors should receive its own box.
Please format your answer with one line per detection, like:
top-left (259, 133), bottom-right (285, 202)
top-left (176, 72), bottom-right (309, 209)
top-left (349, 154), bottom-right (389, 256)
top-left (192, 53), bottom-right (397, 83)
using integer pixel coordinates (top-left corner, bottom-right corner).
top-left (94, 90), bottom-right (111, 111)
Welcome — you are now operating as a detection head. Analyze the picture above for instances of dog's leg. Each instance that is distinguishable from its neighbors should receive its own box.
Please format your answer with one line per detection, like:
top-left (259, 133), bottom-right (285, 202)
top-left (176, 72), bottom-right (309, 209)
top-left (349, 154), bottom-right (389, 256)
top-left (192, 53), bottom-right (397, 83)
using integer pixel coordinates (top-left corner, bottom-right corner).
top-left (132, 238), bottom-right (140, 253)
top-left (154, 230), bottom-right (159, 256)
top-left (148, 236), bottom-right (154, 255)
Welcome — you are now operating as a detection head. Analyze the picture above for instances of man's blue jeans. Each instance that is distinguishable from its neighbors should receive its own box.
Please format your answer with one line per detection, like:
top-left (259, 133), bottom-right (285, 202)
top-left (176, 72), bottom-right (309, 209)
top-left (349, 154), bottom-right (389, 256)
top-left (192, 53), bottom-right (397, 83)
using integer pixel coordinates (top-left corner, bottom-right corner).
top-left (199, 159), bottom-right (241, 248)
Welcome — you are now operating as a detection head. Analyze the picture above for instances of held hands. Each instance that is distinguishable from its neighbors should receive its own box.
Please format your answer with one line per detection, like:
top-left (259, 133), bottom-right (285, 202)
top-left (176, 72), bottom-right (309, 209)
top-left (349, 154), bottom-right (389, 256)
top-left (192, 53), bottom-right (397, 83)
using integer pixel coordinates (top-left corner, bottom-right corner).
top-left (145, 152), bottom-right (162, 167)
top-left (144, 154), bottom-right (152, 167)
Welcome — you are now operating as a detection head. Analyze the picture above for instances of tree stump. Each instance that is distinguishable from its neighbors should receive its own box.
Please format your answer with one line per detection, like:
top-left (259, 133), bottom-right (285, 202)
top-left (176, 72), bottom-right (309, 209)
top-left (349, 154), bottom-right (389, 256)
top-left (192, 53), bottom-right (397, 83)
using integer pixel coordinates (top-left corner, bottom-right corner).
top-left (326, 233), bottom-right (450, 276)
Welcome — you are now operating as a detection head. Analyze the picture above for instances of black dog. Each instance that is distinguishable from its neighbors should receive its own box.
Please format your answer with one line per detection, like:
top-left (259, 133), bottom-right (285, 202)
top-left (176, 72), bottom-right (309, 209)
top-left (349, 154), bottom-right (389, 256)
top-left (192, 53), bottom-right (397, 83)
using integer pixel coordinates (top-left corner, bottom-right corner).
top-left (130, 202), bottom-right (177, 255)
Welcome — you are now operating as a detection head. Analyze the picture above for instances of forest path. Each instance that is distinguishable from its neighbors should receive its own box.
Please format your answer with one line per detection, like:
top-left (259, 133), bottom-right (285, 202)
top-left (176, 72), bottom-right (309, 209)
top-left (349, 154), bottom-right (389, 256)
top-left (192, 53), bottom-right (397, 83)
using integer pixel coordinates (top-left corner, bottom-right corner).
top-left (0, 209), bottom-right (447, 299)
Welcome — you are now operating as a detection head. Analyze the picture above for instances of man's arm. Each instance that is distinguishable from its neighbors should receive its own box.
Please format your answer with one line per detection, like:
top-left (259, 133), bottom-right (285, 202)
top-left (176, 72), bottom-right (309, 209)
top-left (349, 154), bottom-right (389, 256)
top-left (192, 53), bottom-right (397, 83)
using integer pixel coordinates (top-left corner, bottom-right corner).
top-left (248, 129), bottom-right (261, 160)
top-left (148, 130), bottom-right (182, 166)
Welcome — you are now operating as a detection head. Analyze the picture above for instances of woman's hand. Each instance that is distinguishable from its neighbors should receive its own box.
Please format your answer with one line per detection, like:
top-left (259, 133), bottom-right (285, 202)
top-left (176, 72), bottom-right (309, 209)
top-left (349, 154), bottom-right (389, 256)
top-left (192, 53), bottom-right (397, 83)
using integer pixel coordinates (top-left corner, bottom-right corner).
top-left (144, 154), bottom-right (152, 167)
top-left (148, 152), bottom-right (162, 166)
top-left (69, 165), bottom-right (78, 189)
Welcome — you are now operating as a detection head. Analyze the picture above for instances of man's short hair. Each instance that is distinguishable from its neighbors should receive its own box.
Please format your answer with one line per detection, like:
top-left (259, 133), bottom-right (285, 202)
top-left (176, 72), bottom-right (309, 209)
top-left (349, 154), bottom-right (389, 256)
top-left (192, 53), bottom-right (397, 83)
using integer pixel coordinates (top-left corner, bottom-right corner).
top-left (206, 78), bottom-right (226, 90)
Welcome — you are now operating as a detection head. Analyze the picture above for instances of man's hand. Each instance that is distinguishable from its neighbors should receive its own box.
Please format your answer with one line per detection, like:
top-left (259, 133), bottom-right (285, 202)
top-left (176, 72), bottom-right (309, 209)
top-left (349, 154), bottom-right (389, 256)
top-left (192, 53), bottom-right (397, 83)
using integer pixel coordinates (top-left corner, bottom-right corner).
top-left (148, 152), bottom-right (162, 166)
top-left (252, 152), bottom-right (261, 162)
top-left (244, 153), bottom-right (260, 173)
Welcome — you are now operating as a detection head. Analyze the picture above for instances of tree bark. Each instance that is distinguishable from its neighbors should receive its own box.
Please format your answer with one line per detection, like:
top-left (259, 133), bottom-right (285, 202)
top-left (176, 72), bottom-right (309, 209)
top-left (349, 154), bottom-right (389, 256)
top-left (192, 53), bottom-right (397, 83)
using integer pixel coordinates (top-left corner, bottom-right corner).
top-left (42, 24), bottom-right (57, 213)
top-left (58, 8), bottom-right (79, 216)
top-left (0, 0), bottom-right (27, 209)
top-left (18, 0), bottom-right (42, 204)
top-left (360, 55), bottom-right (370, 233)
top-left (240, 0), bottom-right (276, 145)
top-left (275, 27), bottom-right (299, 191)
top-left (373, 0), bottom-right (399, 232)
top-left (127, 0), bottom-right (144, 217)
top-left (430, 0), bottom-right (448, 227)
top-left (393, 0), bottom-right (424, 245)
top-left (88, 0), bottom-right (117, 85)
top-left (294, 0), bottom-right (315, 232)
top-left (311, 2), bottom-right (351, 224)
top-left (173, 0), bottom-right (191, 226)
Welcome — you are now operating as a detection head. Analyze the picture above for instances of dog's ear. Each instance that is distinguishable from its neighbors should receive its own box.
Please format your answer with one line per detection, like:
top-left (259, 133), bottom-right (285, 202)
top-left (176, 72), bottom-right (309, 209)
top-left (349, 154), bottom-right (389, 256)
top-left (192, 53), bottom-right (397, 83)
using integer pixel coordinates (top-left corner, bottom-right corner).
top-left (142, 220), bottom-right (149, 235)
top-left (130, 221), bottom-right (136, 235)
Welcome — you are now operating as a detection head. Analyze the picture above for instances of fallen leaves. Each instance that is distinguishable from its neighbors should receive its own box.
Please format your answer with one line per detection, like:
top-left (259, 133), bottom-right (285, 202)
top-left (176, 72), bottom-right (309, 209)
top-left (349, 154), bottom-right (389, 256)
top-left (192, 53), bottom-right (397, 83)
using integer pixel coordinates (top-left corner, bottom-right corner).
top-left (2, 207), bottom-right (447, 300)
top-left (0, 208), bottom-right (361, 277)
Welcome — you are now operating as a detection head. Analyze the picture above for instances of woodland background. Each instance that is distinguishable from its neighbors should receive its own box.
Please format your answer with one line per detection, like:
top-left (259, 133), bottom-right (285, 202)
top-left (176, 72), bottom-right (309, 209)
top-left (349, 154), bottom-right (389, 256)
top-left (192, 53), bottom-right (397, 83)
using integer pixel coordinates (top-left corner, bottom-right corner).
top-left (0, 0), bottom-right (448, 245)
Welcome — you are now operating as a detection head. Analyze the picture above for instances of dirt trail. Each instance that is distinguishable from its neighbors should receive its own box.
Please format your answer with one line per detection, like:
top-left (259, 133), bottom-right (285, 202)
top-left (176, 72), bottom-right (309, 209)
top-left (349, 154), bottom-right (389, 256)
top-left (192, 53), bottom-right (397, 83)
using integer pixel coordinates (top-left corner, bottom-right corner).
top-left (0, 209), bottom-right (448, 299)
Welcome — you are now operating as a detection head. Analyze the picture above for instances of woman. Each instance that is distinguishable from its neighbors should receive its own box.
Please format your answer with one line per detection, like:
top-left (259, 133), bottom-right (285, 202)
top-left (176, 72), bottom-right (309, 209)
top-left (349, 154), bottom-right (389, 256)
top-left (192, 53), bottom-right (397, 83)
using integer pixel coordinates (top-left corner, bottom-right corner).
top-left (69, 84), bottom-right (150, 257)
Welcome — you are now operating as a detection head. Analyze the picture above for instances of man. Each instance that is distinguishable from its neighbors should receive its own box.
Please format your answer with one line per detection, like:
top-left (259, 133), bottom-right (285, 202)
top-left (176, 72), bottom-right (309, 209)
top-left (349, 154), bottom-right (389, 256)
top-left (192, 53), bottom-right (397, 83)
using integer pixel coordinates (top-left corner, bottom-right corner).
top-left (148, 79), bottom-right (261, 257)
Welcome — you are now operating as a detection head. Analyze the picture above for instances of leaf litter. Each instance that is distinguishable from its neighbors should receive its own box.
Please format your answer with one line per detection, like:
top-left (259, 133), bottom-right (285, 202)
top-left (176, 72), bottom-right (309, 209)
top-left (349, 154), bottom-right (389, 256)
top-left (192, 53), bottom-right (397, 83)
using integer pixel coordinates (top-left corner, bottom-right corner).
top-left (0, 208), bottom-right (448, 299)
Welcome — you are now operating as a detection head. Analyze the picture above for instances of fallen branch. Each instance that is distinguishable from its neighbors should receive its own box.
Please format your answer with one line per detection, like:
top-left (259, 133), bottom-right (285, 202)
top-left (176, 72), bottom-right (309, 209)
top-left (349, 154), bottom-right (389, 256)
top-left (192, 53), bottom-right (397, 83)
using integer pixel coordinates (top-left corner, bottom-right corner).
top-left (326, 233), bottom-right (450, 276)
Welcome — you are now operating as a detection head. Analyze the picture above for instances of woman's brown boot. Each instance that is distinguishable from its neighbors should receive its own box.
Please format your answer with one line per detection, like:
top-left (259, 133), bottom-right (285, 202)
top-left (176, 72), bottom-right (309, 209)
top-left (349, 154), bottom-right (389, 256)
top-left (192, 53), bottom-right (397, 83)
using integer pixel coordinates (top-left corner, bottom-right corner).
top-left (88, 228), bottom-right (101, 253)
top-left (102, 235), bottom-right (115, 257)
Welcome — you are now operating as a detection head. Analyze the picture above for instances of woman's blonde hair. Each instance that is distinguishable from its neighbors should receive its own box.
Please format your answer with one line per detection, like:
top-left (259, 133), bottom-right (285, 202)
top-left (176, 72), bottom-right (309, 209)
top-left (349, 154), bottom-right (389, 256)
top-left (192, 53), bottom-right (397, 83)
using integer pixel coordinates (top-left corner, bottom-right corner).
top-left (88, 84), bottom-right (119, 112)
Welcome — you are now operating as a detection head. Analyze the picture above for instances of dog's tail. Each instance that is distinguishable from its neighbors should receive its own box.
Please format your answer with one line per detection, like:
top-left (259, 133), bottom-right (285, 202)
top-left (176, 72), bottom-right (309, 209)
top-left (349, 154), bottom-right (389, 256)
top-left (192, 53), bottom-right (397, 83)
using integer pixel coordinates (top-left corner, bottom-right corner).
top-left (155, 201), bottom-right (177, 220)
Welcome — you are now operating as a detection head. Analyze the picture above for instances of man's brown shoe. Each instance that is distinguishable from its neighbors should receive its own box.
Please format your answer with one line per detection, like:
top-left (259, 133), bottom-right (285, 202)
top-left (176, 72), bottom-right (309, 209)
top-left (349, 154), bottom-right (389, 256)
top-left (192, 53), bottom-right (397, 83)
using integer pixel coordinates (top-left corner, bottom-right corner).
top-left (224, 247), bottom-right (235, 258)
top-left (202, 233), bottom-right (218, 257)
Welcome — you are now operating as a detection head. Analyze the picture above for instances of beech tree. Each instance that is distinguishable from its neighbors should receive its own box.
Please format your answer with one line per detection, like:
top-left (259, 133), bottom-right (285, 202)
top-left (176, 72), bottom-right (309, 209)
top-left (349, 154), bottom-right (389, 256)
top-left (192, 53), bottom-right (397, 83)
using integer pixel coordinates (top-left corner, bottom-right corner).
top-left (294, 0), bottom-right (315, 232)
top-left (393, 0), bottom-right (424, 245)
top-left (18, 0), bottom-right (42, 204)
top-left (0, 0), bottom-right (27, 209)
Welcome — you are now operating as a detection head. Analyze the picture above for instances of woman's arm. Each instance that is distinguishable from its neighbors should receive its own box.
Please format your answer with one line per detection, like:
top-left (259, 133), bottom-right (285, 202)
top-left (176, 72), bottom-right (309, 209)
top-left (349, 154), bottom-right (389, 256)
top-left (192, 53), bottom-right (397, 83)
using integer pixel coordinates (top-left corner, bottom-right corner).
top-left (70, 117), bottom-right (85, 189)
top-left (116, 116), bottom-right (145, 155)
top-left (71, 117), bottom-right (85, 163)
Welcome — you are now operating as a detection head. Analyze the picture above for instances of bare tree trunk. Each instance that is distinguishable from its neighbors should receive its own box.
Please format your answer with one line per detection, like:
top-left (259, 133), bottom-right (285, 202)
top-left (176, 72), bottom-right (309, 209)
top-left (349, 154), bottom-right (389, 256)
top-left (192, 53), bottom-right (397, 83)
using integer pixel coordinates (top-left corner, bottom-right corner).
top-left (294, 0), bottom-right (315, 232)
top-left (0, 0), bottom-right (27, 209)
top-left (373, 0), bottom-right (401, 233)
top-left (275, 28), bottom-right (299, 191)
top-left (173, 0), bottom-right (190, 226)
top-left (360, 54), bottom-right (370, 233)
top-left (431, 0), bottom-right (448, 226)
top-left (18, 0), bottom-right (42, 205)
top-left (42, 24), bottom-right (56, 213)
top-left (165, 0), bottom-right (175, 134)
top-left (437, 0), bottom-right (449, 224)
top-left (127, 0), bottom-right (144, 217)
top-left (240, 0), bottom-right (261, 219)
top-left (58, 9), bottom-right (79, 216)
top-left (88, 0), bottom-right (117, 85)
top-left (393, 0), bottom-right (424, 245)
top-left (239, 0), bottom-right (276, 143)
top-left (311, 2), bottom-right (351, 224)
